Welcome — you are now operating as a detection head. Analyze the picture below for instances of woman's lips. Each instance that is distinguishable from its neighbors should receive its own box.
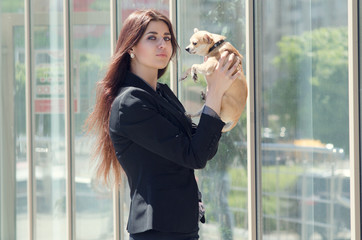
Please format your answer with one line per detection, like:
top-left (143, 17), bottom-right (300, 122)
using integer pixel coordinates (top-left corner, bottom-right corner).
top-left (156, 53), bottom-right (168, 58)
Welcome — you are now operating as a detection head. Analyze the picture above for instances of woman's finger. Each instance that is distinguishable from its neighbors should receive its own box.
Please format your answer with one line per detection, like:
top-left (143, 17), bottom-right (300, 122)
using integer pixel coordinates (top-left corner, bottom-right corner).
top-left (231, 71), bottom-right (241, 81)
top-left (217, 51), bottom-right (229, 69)
top-left (222, 53), bottom-right (235, 71)
top-left (227, 58), bottom-right (240, 76)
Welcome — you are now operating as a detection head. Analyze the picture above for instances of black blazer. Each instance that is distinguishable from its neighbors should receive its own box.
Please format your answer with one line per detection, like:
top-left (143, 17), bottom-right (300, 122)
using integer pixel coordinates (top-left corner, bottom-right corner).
top-left (109, 71), bottom-right (225, 234)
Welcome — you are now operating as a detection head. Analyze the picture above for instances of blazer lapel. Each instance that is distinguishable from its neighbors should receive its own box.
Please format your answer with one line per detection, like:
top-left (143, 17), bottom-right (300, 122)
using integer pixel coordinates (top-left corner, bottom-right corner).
top-left (156, 84), bottom-right (193, 138)
top-left (158, 84), bottom-right (186, 113)
top-left (123, 72), bottom-right (193, 138)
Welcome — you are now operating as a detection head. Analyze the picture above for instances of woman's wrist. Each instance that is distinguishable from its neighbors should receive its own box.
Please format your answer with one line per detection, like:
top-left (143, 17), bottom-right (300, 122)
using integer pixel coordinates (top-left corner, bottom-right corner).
top-left (206, 86), bottom-right (224, 97)
top-left (204, 89), bottom-right (224, 115)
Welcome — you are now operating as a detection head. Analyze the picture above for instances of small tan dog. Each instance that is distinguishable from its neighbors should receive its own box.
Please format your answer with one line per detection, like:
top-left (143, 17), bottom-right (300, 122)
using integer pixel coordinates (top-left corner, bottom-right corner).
top-left (183, 28), bottom-right (248, 132)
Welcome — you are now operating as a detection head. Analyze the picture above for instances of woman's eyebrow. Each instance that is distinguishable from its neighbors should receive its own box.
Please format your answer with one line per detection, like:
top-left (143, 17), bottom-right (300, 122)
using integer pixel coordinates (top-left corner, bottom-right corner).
top-left (146, 31), bottom-right (171, 35)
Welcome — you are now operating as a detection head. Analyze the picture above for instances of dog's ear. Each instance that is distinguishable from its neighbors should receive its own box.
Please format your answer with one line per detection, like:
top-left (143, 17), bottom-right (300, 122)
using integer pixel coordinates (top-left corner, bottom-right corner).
top-left (194, 28), bottom-right (199, 33)
top-left (203, 34), bottom-right (212, 44)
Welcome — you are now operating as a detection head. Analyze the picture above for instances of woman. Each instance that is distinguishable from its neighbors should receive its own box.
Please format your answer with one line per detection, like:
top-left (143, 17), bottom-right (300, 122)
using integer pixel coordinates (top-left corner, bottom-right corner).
top-left (86, 9), bottom-right (240, 240)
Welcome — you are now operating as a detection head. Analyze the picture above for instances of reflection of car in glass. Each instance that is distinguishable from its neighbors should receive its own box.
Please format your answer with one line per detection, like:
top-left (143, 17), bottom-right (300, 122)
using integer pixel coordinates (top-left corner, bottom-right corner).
top-left (234, 141), bottom-right (345, 165)
top-left (16, 135), bottom-right (112, 215)
top-left (291, 171), bottom-right (350, 240)
top-left (16, 170), bottom-right (112, 214)
top-left (233, 140), bottom-right (348, 239)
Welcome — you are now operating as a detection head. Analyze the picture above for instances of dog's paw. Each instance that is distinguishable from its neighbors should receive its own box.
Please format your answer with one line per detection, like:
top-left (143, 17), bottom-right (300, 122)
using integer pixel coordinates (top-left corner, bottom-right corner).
top-left (179, 74), bottom-right (188, 81)
top-left (201, 91), bottom-right (206, 101)
top-left (191, 67), bottom-right (198, 82)
top-left (192, 73), bottom-right (198, 81)
top-left (179, 68), bottom-right (191, 81)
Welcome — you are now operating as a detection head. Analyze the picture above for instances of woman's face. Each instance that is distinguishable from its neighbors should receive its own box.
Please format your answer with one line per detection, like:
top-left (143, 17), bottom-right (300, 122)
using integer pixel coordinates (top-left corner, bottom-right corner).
top-left (131, 20), bottom-right (173, 71)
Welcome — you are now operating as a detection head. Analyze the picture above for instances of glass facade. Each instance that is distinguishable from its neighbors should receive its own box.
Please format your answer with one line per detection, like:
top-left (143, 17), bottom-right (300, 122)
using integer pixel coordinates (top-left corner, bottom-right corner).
top-left (31, 2), bottom-right (67, 239)
top-left (177, 1), bottom-right (247, 240)
top-left (1, 1), bottom-right (27, 240)
top-left (0, 1), bottom-right (360, 240)
top-left (71, 1), bottom-right (113, 240)
top-left (255, 1), bottom-right (350, 240)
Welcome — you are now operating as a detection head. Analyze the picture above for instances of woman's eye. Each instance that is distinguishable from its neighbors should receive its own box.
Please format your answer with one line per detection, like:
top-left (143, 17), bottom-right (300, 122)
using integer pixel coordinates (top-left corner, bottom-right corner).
top-left (164, 36), bottom-right (171, 41)
top-left (147, 36), bottom-right (156, 40)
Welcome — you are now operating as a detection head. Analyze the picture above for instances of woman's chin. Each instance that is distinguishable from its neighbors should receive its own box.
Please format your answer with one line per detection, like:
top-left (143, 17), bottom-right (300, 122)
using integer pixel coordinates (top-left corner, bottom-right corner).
top-left (157, 63), bottom-right (169, 70)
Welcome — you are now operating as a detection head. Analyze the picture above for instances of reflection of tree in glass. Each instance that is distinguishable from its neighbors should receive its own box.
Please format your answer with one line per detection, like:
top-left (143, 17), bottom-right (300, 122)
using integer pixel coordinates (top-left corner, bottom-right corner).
top-left (15, 63), bottom-right (26, 135)
top-left (194, 1), bottom-right (247, 239)
top-left (76, 53), bottom-right (107, 131)
top-left (199, 0), bottom-right (245, 51)
top-left (199, 117), bottom-right (247, 240)
top-left (1, 0), bottom-right (23, 13)
top-left (89, 0), bottom-right (110, 11)
top-left (268, 27), bottom-right (348, 152)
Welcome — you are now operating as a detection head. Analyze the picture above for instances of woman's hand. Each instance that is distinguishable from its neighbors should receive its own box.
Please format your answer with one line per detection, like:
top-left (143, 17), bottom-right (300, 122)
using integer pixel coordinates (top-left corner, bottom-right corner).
top-left (206, 52), bottom-right (241, 96)
top-left (204, 52), bottom-right (241, 117)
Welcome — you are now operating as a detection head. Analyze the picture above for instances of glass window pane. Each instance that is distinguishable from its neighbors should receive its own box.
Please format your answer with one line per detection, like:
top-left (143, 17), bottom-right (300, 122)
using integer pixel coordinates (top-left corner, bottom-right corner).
top-left (177, 1), bottom-right (247, 240)
top-left (255, 1), bottom-right (349, 239)
top-left (14, 23), bottom-right (28, 240)
top-left (71, 0), bottom-right (114, 239)
top-left (1, 1), bottom-right (27, 239)
top-left (31, 2), bottom-right (67, 239)
top-left (117, 3), bottom-right (170, 240)
top-left (119, 0), bottom-right (169, 22)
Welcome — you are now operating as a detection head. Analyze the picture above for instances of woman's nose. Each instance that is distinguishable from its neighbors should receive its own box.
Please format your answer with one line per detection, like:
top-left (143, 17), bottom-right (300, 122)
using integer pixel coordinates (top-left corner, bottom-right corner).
top-left (158, 38), bottom-right (166, 48)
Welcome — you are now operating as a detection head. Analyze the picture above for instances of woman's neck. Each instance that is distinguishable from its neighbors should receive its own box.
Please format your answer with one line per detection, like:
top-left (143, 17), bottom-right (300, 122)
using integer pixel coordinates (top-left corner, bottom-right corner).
top-left (130, 64), bottom-right (158, 90)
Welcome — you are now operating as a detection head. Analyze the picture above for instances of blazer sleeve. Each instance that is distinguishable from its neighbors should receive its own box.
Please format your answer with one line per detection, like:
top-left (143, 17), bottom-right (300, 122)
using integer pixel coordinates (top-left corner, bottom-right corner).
top-left (114, 88), bottom-right (225, 169)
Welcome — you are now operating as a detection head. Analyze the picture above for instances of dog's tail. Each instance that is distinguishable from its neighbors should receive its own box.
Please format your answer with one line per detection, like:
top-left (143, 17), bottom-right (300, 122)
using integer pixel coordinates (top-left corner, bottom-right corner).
top-left (222, 120), bottom-right (238, 132)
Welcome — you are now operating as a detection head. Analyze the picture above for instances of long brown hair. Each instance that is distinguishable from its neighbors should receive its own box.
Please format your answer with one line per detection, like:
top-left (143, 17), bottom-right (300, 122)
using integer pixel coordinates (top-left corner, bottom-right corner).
top-left (85, 9), bottom-right (179, 185)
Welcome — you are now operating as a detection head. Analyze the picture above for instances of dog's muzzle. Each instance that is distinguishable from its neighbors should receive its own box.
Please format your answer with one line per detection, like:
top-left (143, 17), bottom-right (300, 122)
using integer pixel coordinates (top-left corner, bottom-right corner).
top-left (185, 47), bottom-right (195, 54)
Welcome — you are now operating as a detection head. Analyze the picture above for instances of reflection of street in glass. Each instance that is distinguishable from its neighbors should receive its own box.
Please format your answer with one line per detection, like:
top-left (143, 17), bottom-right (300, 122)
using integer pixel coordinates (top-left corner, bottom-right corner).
top-left (15, 135), bottom-right (114, 239)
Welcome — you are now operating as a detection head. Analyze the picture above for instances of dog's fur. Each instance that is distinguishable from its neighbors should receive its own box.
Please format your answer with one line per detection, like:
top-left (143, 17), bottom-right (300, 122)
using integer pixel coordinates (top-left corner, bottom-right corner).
top-left (183, 28), bottom-right (248, 132)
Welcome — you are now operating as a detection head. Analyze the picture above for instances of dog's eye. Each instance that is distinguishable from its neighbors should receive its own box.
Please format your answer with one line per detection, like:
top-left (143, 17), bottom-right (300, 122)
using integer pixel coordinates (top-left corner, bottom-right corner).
top-left (193, 42), bottom-right (197, 45)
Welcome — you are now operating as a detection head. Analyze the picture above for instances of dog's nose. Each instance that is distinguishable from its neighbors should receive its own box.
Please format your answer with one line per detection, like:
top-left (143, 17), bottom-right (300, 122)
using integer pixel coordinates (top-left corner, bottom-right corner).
top-left (185, 47), bottom-right (190, 52)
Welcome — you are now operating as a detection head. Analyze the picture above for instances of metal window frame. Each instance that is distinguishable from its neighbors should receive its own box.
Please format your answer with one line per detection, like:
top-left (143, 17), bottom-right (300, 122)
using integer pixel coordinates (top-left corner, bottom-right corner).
top-left (348, 0), bottom-right (361, 240)
top-left (110, 1), bottom-right (123, 240)
top-left (169, 0), bottom-right (178, 94)
top-left (246, 0), bottom-right (258, 239)
top-left (25, 0), bottom-right (35, 239)
top-left (63, 0), bottom-right (75, 240)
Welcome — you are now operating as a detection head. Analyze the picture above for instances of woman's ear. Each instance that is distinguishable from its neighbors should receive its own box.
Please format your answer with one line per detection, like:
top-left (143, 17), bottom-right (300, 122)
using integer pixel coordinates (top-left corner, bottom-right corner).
top-left (128, 48), bottom-right (135, 58)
